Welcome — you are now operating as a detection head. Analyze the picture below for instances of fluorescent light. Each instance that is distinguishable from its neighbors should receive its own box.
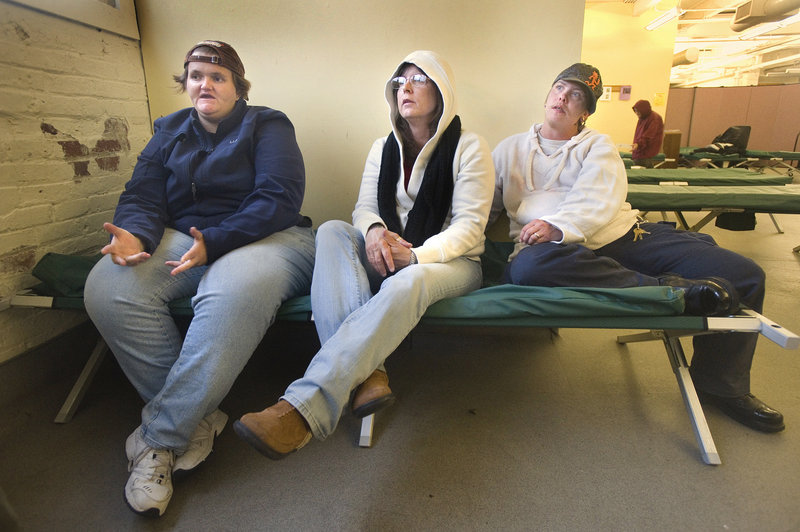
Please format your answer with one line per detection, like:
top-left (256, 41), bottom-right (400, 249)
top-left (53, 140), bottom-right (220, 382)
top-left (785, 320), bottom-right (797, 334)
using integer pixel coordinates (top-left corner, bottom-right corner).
top-left (645, 7), bottom-right (685, 31)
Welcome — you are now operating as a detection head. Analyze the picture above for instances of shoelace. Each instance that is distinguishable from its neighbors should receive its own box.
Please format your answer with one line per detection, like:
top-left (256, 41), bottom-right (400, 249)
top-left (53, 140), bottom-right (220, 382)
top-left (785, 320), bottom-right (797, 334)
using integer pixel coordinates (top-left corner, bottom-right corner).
top-left (133, 449), bottom-right (173, 483)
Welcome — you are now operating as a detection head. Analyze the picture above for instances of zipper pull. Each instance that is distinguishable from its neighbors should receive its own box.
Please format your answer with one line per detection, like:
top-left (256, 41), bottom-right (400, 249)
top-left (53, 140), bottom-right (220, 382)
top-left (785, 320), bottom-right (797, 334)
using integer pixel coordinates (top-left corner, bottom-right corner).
top-left (191, 181), bottom-right (197, 201)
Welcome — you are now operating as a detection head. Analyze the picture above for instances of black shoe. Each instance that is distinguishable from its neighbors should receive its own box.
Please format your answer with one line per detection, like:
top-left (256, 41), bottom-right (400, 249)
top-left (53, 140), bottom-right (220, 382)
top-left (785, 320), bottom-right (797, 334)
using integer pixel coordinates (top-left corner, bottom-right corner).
top-left (697, 391), bottom-right (785, 433)
top-left (658, 275), bottom-right (740, 316)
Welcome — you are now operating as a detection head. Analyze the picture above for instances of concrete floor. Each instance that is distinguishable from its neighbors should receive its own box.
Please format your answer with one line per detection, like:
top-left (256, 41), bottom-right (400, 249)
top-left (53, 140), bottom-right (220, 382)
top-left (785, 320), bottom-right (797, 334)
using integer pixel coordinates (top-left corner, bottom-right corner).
top-left (1, 209), bottom-right (799, 531)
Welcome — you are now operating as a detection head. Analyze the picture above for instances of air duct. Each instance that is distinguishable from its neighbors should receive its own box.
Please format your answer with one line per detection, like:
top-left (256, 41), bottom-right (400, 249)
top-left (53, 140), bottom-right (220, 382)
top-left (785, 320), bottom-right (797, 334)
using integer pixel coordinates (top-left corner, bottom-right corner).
top-left (731, 0), bottom-right (800, 32)
top-left (673, 47), bottom-right (700, 66)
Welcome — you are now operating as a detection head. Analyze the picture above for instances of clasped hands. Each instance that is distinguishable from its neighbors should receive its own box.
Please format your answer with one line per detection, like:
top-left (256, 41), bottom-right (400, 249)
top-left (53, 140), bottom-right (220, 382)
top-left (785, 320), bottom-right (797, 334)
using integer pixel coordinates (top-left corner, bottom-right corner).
top-left (365, 225), bottom-right (414, 277)
top-left (519, 219), bottom-right (562, 246)
top-left (101, 222), bottom-right (207, 275)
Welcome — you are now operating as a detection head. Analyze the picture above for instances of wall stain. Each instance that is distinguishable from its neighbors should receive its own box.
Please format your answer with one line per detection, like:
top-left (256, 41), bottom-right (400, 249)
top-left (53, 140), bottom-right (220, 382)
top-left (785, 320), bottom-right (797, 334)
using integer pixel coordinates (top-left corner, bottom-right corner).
top-left (40, 123), bottom-right (58, 135)
top-left (41, 118), bottom-right (130, 178)
top-left (12, 22), bottom-right (30, 41)
top-left (0, 246), bottom-right (36, 275)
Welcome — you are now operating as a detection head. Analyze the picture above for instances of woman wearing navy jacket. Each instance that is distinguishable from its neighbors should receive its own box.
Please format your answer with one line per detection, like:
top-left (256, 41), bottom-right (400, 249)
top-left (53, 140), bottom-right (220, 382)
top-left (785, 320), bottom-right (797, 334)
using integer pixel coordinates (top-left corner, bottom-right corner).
top-left (84, 40), bottom-right (315, 517)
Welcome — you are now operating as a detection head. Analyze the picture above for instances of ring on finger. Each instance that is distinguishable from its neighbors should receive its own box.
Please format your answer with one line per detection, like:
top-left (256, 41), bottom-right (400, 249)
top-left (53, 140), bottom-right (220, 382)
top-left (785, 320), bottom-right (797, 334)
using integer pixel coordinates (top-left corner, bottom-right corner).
top-left (533, 232), bottom-right (540, 239)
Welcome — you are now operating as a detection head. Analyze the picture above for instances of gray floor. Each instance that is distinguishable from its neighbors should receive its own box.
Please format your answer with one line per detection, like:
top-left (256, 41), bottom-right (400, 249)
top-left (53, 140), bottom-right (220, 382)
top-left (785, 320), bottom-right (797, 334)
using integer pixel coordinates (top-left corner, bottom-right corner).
top-left (1, 210), bottom-right (799, 531)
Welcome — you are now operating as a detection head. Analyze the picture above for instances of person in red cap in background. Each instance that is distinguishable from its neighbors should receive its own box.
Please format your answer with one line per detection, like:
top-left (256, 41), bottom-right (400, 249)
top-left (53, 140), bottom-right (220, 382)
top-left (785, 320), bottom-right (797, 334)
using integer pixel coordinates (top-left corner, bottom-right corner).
top-left (631, 99), bottom-right (664, 168)
top-left (490, 63), bottom-right (783, 441)
top-left (84, 40), bottom-right (315, 517)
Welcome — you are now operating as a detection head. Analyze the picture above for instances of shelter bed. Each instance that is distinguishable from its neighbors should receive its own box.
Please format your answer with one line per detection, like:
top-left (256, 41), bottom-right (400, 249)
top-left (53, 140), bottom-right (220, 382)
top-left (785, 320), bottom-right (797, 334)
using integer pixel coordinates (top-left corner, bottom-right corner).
top-left (10, 245), bottom-right (799, 465)
top-left (678, 147), bottom-right (746, 168)
top-left (626, 183), bottom-right (800, 235)
top-left (733, 150), bottom-right (800, 176)
top-left (626, 167), bottom-right (792, 186)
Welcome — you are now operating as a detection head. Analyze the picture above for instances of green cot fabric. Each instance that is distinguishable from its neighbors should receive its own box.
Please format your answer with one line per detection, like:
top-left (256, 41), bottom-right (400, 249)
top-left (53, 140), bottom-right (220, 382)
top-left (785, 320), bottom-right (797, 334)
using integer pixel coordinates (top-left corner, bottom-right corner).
top-left (626, 168), bottom-right (791, 186)
top-left (32, 253), bottom-right (102, 298)
top-left (619, 152), bottom-right (666, 161)
top-left (626, 184), bottom-right (800, 213)
top-left (28, 238), bottom-right (686, 323)
top-left (423, 284), bottom-right (683, 319)
top-left (772, 151), bottom-right (800, 160)
top-left (745, 150), bottom-right (772, 158)
top-left (680, 147), bottom-right (744, 162)
top-left (744, 149), bottom-right (800, 160)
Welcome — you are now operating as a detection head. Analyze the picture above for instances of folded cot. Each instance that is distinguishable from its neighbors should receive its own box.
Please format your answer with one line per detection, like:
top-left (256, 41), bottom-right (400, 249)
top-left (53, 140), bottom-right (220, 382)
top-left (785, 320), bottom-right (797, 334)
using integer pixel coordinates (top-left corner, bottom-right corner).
top-left (679, 147), bottom-right (746, 168)
top-left (10, 242), bottom-right (799, 465)
top-left (622, 148), bottom-right (800, 174)
top-left (626, 183), bottom-right (800, 238)
top-left (619, 152), bottom-right (675, 170)
top-left (626, 167), bottom-right (792, 186)
top-left (734, 150), bottom-right (800, 176)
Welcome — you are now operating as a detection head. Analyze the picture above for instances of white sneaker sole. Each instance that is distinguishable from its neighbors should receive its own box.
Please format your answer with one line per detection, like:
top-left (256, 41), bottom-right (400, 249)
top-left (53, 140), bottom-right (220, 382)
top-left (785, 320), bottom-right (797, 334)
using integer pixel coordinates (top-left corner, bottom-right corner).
top-left (173, 409), bottom-right (228, 475)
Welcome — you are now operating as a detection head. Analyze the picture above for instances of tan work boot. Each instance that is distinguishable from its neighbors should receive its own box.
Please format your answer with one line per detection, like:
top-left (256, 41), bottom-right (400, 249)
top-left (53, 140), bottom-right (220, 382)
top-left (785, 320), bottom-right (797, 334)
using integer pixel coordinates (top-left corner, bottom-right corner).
top-left (351, 370), bottom-right (395, 418)
top-left (233, 400), bottom-right (311, 460)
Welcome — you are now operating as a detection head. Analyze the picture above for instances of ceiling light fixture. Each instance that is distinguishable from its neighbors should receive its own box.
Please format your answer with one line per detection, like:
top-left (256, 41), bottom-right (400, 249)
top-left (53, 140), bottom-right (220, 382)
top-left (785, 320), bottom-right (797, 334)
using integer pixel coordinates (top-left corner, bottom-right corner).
top-left (645, 7), bottom-right (686, 31)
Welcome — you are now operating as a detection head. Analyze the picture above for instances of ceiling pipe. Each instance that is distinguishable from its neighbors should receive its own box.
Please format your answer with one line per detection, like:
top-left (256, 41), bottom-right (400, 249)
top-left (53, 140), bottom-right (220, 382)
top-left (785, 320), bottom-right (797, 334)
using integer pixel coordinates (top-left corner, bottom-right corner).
top-left (730, 0), bottom-right (800, 32)
top-left (673, 47), bottom-right (700, 66)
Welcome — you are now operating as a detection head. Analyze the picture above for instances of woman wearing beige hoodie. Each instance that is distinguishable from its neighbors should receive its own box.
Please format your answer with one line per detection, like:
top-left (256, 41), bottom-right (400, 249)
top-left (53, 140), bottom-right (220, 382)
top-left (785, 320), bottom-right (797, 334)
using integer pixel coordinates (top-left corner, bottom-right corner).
top-left (491, 63), bottom-right (783, 435)
top-left (234, 50), bottom-right (495, 457)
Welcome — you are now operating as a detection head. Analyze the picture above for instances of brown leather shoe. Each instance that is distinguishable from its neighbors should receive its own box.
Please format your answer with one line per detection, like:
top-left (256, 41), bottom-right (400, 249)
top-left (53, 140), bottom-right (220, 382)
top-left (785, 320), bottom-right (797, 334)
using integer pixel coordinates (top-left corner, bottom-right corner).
top-left (351, 370), bottom-right (395, 418)
top-left (233, 400), bottom-right (312, 460)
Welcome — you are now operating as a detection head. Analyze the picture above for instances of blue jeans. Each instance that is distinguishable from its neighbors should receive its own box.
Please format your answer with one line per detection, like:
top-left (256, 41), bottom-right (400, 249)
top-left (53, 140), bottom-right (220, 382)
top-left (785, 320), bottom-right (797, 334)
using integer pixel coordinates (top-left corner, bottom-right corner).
top-left (504, 222), bottom-right (765, 396)
top-left (84, 226), bottom-right (315, 451)
top-left (283, 220), bottom-right (483, 438)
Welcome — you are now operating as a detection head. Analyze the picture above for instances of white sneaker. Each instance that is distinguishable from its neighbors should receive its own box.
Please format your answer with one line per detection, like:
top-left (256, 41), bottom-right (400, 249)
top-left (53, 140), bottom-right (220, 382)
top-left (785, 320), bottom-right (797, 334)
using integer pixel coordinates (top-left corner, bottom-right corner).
top-left (173, 409), bottom-right (228, 475)
top-left (124, 429), bottom-right (174, 517)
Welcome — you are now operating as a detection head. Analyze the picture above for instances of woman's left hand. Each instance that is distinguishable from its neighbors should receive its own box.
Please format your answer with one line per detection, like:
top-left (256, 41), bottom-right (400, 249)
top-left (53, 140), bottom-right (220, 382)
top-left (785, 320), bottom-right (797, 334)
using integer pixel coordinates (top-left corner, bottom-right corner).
top-left (165, 227), bottom-right (208, 275)
top-left (519, 220), bottom-right (563, 245)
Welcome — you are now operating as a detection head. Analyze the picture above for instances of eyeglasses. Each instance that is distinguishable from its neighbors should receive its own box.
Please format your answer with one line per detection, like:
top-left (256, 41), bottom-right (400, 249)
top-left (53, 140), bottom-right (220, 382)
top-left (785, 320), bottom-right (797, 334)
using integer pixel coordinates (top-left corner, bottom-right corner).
top-left (390, 74), bottom-right (430, 89)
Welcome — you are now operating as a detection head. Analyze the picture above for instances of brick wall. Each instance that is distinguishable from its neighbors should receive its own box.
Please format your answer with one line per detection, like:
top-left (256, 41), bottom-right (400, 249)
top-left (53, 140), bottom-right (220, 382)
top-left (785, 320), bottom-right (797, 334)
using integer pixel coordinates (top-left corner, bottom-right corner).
top-left (0, 2), bottom-right (152, 364)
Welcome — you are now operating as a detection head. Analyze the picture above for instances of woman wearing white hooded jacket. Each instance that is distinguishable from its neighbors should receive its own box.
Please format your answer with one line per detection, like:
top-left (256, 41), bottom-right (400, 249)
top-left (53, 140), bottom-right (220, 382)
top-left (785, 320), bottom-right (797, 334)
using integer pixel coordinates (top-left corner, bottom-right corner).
top-left (234, 50), bottom-right (495, 456)
top-left (491, 63), bottom-right (783, 434)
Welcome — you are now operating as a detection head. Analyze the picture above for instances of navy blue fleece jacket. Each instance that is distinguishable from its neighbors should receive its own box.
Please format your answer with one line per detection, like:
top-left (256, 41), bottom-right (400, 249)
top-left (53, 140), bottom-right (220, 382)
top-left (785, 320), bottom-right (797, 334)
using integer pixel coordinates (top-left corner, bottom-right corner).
top-left (113, 99), bottom-right (308, 263)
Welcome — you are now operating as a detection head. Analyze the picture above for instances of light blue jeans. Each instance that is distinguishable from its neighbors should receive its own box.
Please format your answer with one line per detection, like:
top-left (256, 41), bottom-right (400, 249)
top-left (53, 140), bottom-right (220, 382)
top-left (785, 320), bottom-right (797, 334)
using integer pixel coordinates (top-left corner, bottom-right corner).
top-left (84, 226), bottom-right (315, 452)
top-left (283, 220), bottom-right (482, 439)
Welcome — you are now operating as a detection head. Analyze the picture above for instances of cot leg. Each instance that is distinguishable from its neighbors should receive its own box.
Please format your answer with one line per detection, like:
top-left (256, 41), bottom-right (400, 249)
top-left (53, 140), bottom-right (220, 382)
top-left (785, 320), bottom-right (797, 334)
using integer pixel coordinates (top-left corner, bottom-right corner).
top-left (54, 336), bottom-right (108, 423)
top-left (617, 330), bottom-right (661, 344)
top-left (674, 211), bottom-right (690, 230)
top-left (688, 211), bottom-right (721, 232)
top-left (768, 214), bottom-right (783, 234)
top-left (359, 414), bottom-right (375, 447)
top-left (662, 335), bottom-right (721, 465)
top-left (793, 244), bottom-right (800, 253)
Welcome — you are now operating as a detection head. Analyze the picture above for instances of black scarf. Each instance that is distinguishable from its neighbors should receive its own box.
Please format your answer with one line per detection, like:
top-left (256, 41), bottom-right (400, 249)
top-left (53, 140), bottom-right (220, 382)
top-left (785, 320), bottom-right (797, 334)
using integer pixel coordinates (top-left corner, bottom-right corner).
top-left (377, 115), bottom-right (461, 246)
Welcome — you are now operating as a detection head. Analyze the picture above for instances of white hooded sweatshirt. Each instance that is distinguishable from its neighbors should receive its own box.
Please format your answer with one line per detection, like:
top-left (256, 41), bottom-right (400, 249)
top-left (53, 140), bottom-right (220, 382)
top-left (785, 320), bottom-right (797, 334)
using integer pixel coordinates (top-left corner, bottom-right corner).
top-left (352, 50), bottom-right (494, 264)
top-left (491, 123), bottom-right (639, 259)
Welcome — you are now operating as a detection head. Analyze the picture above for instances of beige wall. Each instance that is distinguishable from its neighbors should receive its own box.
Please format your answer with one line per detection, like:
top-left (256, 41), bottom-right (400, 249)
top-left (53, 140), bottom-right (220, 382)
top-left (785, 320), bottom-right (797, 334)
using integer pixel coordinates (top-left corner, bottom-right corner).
top-left (0, 0), bottom-right (586, 366)
top-left (136, 0), bottom-right (587, 227)
top-left (581, 3), bottom-right (676, 150)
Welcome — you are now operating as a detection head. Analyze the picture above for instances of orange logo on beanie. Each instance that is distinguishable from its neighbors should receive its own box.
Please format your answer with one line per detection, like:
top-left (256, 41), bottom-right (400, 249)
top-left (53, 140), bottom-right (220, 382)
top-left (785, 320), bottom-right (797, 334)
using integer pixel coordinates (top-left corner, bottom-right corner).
top-left (586, 71), bottom-right (600, 90)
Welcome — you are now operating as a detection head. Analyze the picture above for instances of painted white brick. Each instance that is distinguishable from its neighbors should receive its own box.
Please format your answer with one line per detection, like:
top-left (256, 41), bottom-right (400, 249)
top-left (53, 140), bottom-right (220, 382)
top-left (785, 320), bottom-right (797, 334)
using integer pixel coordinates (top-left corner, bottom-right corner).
top-left (0, 229), bottom-right (40, 257)
top-left (2, 204), bottom-right (53, 231)
top-left (53, 198), bottom-right (90, 221)
top-left (0, 1), bottom-right (151, 365)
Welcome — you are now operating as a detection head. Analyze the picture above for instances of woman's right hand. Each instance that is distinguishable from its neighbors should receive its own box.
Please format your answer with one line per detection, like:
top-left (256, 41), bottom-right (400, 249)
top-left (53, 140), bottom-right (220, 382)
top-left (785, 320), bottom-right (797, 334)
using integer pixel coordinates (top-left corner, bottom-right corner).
top-left (366, 225), bottom-right (412, 276)
top-left (100, 222), bottom-right (151, 266)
